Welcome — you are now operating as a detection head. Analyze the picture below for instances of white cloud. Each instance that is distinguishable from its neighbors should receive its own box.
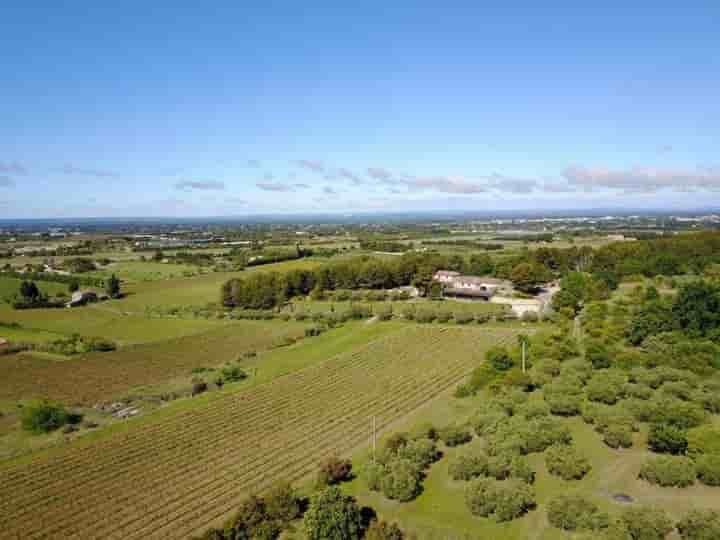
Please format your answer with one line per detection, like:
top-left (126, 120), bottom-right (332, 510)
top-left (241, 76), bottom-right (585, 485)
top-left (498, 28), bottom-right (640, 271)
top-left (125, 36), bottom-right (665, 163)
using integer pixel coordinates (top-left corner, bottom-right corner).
top-left (175, 180), bottom-right (226, 191)
top-left (563, 165), bottom-right (720, 193)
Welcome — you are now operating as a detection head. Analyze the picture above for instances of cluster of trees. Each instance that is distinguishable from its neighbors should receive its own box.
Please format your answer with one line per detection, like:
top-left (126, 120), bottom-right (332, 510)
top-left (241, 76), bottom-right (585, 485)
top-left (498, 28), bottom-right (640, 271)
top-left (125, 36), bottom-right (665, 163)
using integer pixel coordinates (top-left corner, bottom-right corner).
top-left (362, 429), bottom-right (441, 502)
top-left (548, 495), bottom-right (720, 540)
top-left (359, 240), bottom-right (411, 253)
top-left (62, 257), bottom-right (97, 273)
top-left (0, 268), bottom-right (105, 288)
top-left (191, 481), bottom-right (409, 540)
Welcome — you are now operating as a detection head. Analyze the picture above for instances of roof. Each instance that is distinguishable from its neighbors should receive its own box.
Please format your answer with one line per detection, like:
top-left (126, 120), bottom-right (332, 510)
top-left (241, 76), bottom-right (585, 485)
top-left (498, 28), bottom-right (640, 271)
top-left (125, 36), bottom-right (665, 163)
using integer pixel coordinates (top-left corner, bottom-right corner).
top-left (454, 276), bottom-right (505, 286)
top-left (434, 270), bottom-right (461, 277)
top-left (0, 338), bottom-right (8, 345)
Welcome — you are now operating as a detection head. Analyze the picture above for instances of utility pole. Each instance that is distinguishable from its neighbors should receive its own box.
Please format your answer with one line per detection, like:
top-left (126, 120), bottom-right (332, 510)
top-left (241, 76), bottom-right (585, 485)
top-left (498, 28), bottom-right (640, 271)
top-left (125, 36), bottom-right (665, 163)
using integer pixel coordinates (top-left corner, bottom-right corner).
top-left (522, 340), bottom-right (526, 374)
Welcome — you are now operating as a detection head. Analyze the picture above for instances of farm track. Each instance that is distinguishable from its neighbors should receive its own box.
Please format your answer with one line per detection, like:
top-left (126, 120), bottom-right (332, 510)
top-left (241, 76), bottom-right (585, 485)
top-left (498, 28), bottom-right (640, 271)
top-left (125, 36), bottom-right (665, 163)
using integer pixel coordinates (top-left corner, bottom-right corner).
top-left (0, 326), bottom-right (519, 540)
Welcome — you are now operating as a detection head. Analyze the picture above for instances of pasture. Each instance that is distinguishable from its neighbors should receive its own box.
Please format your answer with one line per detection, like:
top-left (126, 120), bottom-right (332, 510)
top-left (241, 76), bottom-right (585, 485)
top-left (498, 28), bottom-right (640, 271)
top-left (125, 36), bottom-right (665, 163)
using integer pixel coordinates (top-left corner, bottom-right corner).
top-left (0, 325), bottom-right (520, 540)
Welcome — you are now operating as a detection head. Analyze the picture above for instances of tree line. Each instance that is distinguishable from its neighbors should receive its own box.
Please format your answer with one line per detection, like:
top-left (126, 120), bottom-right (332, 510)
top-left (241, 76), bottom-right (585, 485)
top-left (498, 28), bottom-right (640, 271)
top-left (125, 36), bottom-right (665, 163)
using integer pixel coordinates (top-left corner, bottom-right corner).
top-left (222, 231), bottom-right (720, 310)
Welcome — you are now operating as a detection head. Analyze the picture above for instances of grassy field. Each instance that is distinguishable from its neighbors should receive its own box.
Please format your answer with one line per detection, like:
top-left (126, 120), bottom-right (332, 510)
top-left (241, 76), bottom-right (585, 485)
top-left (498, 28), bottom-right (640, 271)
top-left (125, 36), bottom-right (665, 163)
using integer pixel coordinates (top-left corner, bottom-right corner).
top-left (87, 260), bottom-right (202, 282)
top-left (0, 324), bottom-right (521, 540)
top-left (0, 276), bottom-right (68, 300)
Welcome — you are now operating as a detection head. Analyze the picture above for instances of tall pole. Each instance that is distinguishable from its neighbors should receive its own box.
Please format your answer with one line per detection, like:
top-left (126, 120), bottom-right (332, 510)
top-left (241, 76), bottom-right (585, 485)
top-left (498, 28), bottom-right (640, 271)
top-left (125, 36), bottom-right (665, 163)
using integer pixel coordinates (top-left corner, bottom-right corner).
top-left (521, 340), bottom-right (526, 373)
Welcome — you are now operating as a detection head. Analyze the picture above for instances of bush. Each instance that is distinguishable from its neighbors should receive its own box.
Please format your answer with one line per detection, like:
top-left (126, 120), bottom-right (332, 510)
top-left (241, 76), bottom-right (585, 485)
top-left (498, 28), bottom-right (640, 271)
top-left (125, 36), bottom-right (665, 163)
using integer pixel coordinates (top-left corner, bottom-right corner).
top-left (620, 506), bottom-right (674, 540)
top-left (464, 478), bottom-right (535, 522)
top-left (545, 444), bottom-right (591, 480)
top-left (602, 424), bottom-right (633, 449)
top-left (696, 454), bottom-right (720, 486)
top-left (649, 397), bottom-right (707, 430)
top-left (648, 423), bottom-right (688, 454)
top-left (436, 310), bottom-right (452, 323)
top-left (586, 371), bottom-right (627, 405)
top-left (21, 401), bottom-right (68, 434)
top-left (454, 311), bottom-right (474, 324)
top-left (487, 346), bottom-right (514, 371)
top-left (545, 392), bottom-right (583, 416)
top-left (438, 426), bottom-right (472, 447)
top-left (397, 438), bottom-right (438, 469)
top-left (192, 381), bottom-right (208, 396)
top-left (303, 487), bottom-right (363, 540)
top-left (381, 459), bottom-right (422, 502)
top-left (361, 461), bottom-right (385, 491)
top-left (547, 494), bottom-right (608, 531)
top-left (415, 309), bottom-right (436, 323)
top-left (687, 425), bottom-right (720, 458)
top-left (408, 422), bottom-right (438, 441)
top-left (472, 410), bottom-right (507, 436)
top-left (364, 520), bottom-right (404, 540)
top-left (264, 482), bottom-right (302, 524)
top-left (516, 400), bottom-right (551, 420)
top-left (639, 455), bottom-right (696, 487)
top-left (316, 456), bottom-right (352, 486)
top-left (677, 509), bottom-right (720, 540)
top-left (449, 453), bottom-right (488, 481)
top-left (220, 365), bottom-right (247, 382)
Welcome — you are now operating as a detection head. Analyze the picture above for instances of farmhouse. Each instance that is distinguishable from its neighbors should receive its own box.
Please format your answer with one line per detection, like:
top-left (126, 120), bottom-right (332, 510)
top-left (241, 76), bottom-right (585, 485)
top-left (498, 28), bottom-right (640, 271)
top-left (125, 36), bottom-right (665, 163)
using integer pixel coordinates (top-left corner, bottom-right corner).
top-left (433, 271), bottom-right (506, 300)
top-left (66, 290), bottom-right (98, 308)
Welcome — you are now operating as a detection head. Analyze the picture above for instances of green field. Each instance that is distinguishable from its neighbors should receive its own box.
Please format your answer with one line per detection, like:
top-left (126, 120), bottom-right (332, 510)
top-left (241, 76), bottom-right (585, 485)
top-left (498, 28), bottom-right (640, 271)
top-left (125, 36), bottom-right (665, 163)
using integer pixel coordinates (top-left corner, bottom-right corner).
top-left (0, 276), bottom-right (68, 301)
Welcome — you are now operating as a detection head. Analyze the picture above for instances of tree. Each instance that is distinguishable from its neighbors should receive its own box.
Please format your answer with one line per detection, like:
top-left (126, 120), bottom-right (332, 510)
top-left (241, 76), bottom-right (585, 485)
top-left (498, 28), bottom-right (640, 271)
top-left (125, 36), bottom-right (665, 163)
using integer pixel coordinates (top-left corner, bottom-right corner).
top-left (303, 487), bottom-right (363, 540)
top-left (68, 280), bottom-right (80, 293)
top-left (696, 454), bottom-right (720, 486)
top-left (381, 459), bottom-right (422, 502)
top-left (677, 509), bottom-right (720, 540)
top-left (19, 280), bottom-right (40, 302)
top-left (264, 481), bottom-right (302, 524)
top-left (316, 456), bottom-right (352, 486)
top-left (648, 423), bottom-right (688, 455)
top-left (672, 281), bottom-right (720, 337)
top-left (464, 478), bottom-right (535, 522)
top-left (620, 506), bottom-right (674, 540)
top-left (21, 400), bottom-right (68, 434)
top-left (106, 274), bottom-right (121, 299)
top-left (510, 263), bottom-right (549, 294)
top-left (364, 520), bottom-right (404, 540)
top-left (547, 494), bottom-right (608, 531)
top-left (639, 455), bottom-right (695, 487)
top-left (486, 346), bottom-right (513, 371)
top-left (545, 444), bottom-right (591, 480)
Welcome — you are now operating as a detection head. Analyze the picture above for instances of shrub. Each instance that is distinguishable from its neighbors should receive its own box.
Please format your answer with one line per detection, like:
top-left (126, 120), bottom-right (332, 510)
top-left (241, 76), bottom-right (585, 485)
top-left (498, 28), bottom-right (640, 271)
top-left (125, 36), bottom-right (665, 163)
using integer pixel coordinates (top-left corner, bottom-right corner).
top-left (649, 397), bottom-right (706, 430)
top-left (436, 310), bottom-right (452, 323)
top-left (687, 425), bottom-right (720, 458)
top-left (472, 411), bottom-right (507, 436)
top-left (454, 311), bottom-right (474, 324)
top-left (625, 383), bottom-right (653, 400)
top-left (449, 453), bottom-right (488, 481)
top-left (586, 371), bottom-right (627, 405)
top-left (545, 392), bottom-right (583, 416)
top-left (508, 456), bottom-right (535, 484)
top-left (316, 456), bottom-right (352, 486)
top-left (192, 381), bottom-right (208, 396)
top-left (361, 461), bottom-right (385, 491)
top-left (264, 481), bottom-right (302, 524)
top-left (364, 520), bottom-right (404, 540)
top-left (464, 478), bottom-right (535, 522)
top-left (677, 509), bottom-right (720, 540)
top-left (381, 459), bottom-right (423, 502)
top-left (602, 424), bottom-right (633, 449)
top-left (415, 309), bottom-right (436, 323)
top-left (408, 422), bottom-right (438, 441)
top-left (547, 494), bottom-right (609, 531)
top-left (648, 423), bottom-right (688, 454)
top-left (21, 401), bottom-right (68, 434)
top-left (696, 454), bottom-right (720, 486)
top-left (220, 365), bottom-right (247, 382)
top-left (487, 346), bottom-right (514, 371)
top-left (620, 506), bottom-right (674, 540)
top-left (438, 426), bottom-right (472, 447)
top-left (303, 487), bottom-right (363, 540)
top-left (397, 438), bottom-right (438, 469)
top-left (516, 400), bottom-right (551, 420)
top-left (639, 455), bottom-right (696, 487)
top-left (545, 444), bottom-right (591, 480)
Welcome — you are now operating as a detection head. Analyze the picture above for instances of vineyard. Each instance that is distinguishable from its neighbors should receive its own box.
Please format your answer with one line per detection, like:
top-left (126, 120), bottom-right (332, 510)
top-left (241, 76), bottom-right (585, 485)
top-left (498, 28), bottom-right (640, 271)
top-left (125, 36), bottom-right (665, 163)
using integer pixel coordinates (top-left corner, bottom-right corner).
top-left (0, 320), bottom-right (307, 404)
top-left (0, 325), bottom-right (518, 540)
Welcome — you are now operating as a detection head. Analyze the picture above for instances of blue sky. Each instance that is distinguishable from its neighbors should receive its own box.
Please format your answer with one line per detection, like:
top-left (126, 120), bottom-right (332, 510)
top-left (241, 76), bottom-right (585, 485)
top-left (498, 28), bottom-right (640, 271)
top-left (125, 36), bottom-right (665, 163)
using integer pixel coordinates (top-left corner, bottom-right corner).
top-left (1, 2), bottom-right (719, 217)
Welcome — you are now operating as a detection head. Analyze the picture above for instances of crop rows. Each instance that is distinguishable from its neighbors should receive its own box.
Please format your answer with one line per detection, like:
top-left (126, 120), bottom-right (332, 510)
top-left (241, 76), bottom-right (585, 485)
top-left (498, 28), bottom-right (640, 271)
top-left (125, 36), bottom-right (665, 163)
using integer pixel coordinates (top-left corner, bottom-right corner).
top-left (0, 326), bottom-right (518, 540)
